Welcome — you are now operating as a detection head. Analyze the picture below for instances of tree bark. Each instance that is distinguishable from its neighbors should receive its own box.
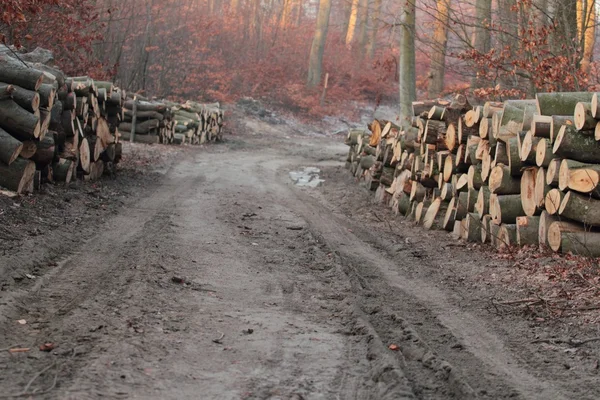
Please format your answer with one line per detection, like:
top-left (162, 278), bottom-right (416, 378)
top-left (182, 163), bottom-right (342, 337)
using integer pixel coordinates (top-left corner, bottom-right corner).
top-left (307, 0), bottom-right (332, 87)
top-left (399, 0), bottom-right (417, 128)
top-left (428, 0), bottom-right (451, 98)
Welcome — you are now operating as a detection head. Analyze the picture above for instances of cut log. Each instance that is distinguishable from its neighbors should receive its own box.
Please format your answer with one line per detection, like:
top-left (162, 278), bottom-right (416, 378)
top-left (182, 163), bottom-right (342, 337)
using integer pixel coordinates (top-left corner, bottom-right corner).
top-left (427, 106), bottom-right (446, 120)
top-left (483, 101), bottom-right (504, 118)
top-left (534, 167), bottom-right (550, 210)
top-left (489, 222), bottom-right (501, 248)
top-left (475, 186), bottom-right (490, 218)
top-left (531, 115), bottom-right (552, 138)
top-left (548, 223), bottom-right (600, 256)
top-left (520, 131), bottom-right (540, 164)
top-left (456, 191), bottom-right (470, 220)
top-left (19, 141), bottom-right (37, 159)
top-left (410, 181), bottom-right (427, 201)
top-left (553, 124), bottom-right (600, 162)
top-left (11, 86), bottom-right (40, 112)
top-left (443, 154), bottom-right (456, 182)
top-left (536, 92), bottom-right (594, 116)
top-left (0, 99), bottom-right (40, 141)
top-left (545, 158), bottom-right (561, 186)
top-left (423, 197), bottom-right (447, 229)
top-left (38, 84), bottom-right (56, 109)
top-left (0, 157), bottom-right (36, 193)
top-left (538, 211), bottom-right (558, 248)
top-left (0, 127), bottom-right (23, 165)
top-left (479, 117), bottom-right (491, 139)
top-left (0, 83), bottom-right (15, 100)
top-left (464, 213), bottom-right (482, 242)
top-left (574, 102), bottom-right (596, 131)
top-left (124, 100), bottom-right (167, 113)
top-left (558, 159), bottom-right (600, 194)
top-left (545, 189), bottom-right (564, 215)
top-left (497, 224), bottom-right (517, 250)
top-left (494, 141), bottom-right (509, 166)
top-left (30, 134), bottom-right (55, 167)
top-left (489, 165), bottom-right (521, 194)
top-left (550, 115), bottom-right (575, 143)
top-left (520, 167), bottom-right (540, 216)
top-left (79, 137), bottom-right (91, 174)
top-left (52, 158), bottom-right (74, 183)
top-left (507, 136), bottom-right (522, 176)
top-left (467, 164), bottom-right (483, 190)
top-left (442, 198), bottom-right (457, 231)
top-left (535, 138), bottom-right (554, 167)
top-left (495, 103), bottom-right (525, 142)
top-left (85, 135), bottom-right (105, 162)
top-left (559, 191), bottom-right (600, 226)
top-left (0, 60), bottom-right (44, 90)
top-left (118, 119), bottom-right (160, 135)
top-left (490, 194), bottom-right (524, 225)
top-left (481, 152), bottom-right (492, 182)
top-left (516, 216), bottom-right (540, 246)
top-left (481, 214), bottom-right (492, 243)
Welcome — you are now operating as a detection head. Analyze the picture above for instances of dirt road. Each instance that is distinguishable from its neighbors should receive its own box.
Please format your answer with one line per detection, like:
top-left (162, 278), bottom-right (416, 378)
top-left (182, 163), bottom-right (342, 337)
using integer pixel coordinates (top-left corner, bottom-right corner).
top-left (1, 114), bottom-right (599, 399)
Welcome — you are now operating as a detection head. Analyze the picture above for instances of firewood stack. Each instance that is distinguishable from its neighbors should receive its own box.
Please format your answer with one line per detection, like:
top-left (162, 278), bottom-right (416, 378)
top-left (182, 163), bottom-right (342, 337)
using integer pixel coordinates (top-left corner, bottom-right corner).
top-left (0, 49), bottom-right (123, 194)
top-left (170, 101), bottom-right (224, 145)
top-left (0, 46), bottom-right (226, 195)
top-left (345, 92), bottom-right (600, 258)
top-left (119, 95), bottom-right (175, 145)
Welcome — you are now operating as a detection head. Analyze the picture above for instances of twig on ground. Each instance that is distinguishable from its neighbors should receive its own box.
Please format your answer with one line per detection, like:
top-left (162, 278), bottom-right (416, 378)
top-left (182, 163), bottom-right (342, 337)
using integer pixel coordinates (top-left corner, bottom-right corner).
top-left (0, 360), bottom-right (59, 398)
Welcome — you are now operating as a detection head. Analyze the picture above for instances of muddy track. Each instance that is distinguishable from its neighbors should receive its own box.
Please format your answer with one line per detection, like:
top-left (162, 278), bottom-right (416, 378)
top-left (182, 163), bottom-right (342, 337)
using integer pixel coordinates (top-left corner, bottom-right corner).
top-left (0, 125), bottom-right (598, 399)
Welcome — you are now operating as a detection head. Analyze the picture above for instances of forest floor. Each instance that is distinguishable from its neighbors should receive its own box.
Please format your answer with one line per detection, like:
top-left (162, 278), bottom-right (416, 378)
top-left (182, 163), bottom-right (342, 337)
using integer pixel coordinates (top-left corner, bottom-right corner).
top-left (1, 106), bottom-right (600, 399)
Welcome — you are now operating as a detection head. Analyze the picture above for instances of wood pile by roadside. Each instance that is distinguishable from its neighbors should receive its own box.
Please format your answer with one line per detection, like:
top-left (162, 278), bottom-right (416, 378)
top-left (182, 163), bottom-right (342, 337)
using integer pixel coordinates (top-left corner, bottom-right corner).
top-left (0, 47), bottom-right (224, 195)
top-left (345, 92), bottom-right (600, 257)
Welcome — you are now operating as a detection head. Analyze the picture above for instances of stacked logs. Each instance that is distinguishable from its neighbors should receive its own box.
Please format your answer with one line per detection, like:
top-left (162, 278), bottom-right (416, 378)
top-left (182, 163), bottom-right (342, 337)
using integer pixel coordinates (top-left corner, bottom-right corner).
top-left (0, 47), bottom-right (225, 195)
top-left (0, 51), bottom-right (123, 193)
top-left (345, 92), bottom-right (600, 258)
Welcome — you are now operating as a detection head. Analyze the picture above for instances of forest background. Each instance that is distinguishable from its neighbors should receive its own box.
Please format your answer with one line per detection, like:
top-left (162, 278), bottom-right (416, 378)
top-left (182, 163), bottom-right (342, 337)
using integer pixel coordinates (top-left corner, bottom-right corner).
top-left (1, 0), bottom-right (598, 121)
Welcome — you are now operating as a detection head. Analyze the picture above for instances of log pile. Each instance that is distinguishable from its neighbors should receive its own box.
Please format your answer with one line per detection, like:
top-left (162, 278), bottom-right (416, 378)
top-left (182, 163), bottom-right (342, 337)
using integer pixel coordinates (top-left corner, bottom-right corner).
top-left (0, 47), bottom-right (225, 195)
top-left (345, 92), bottom-right (600, 258)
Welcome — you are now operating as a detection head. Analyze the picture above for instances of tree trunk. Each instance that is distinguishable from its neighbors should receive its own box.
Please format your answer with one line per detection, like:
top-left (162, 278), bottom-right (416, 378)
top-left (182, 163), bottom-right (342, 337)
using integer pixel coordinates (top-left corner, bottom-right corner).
top-left (366, 0), bottom-right (382, 59)
top-left (428, 0), bottom-right (451, 98)
top-left (399, 0), bottom-right (417, 128)
top-left (345, 0), bottom-right (360, 46)
top-left (580, 0), bottom-right (596, 74)
top-left (307, 0), bottom-right (332, 87)
top-left (471, 0), bottom-right (492, 87)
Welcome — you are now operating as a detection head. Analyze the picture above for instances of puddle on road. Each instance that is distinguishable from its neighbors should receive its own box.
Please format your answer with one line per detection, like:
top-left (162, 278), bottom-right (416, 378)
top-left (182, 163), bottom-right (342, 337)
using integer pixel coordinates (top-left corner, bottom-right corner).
top-left (289, 167), bottom-right (325, 188)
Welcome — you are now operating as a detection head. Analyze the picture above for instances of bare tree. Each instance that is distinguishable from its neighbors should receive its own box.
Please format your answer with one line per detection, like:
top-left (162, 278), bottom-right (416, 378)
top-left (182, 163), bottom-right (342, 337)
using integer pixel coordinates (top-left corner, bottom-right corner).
top-left (427, 0), bottom-right (450, 97)
top-left (399, 0), bottom-right (416, 127)
top-left (307, 0), bottom-right (332, 87)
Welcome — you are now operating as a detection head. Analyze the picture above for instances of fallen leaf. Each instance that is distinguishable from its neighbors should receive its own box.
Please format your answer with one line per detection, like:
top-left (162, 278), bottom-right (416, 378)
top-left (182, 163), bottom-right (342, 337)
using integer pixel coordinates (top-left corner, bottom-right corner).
top-left (388, 344), bottom-right (399, 351)
top-left (39, 343), bottom-right (55, 352)
top-left (17, 319), bottom-right (27, 325)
